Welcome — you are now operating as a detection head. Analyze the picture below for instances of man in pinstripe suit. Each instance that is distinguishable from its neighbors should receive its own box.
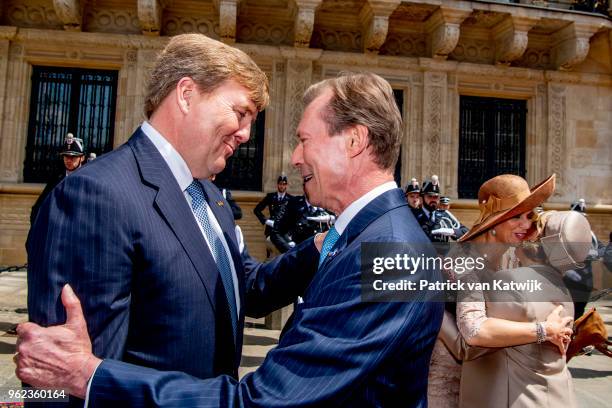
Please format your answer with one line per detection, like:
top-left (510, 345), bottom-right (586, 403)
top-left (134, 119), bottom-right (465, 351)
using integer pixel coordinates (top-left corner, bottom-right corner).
top-left (19, 34), bottom-right (321, 407)
top-left (17, 73), bottom-right (443, 407)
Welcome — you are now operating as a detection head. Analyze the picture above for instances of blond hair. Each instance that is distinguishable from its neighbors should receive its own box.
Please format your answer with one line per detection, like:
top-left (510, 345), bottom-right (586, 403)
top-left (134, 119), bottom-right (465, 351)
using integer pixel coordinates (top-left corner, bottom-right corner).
top-left (303, 72), bottom-right (402, 171)
top-left (144, 34), bottom-right (269, 118)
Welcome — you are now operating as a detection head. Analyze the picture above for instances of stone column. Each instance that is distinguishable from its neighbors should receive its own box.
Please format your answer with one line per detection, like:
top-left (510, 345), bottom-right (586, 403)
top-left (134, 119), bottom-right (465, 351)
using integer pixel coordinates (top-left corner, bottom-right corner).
top-left (527, 84), bottom-right (548, 185)
top-left (279, 57), bottom-right (313, 193)
top-left (547, 82), bottom-right (568, 199)
top-left (0, 41), bottom-right (29, 182)
top-left (261, 61), bottom-right (286, 193)
top-left (0, 31), bottom-right (16, 181)
top-left (114, 47), bottom-right (159, 146)
top-left (421, 71), bottom-right (448, 186)
top-left (405, 72), bottom-right (423, 184)
top-left (445, 72), bottom-right (459, 198)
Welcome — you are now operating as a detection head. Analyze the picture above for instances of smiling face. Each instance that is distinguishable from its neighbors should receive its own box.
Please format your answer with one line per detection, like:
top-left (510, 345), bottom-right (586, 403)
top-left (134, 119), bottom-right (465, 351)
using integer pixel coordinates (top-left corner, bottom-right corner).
top-left (178, 79), bottom-right (257, 179)
top-left (493, 211), bottom-right (534, 244)
top-left (291, 89), bottom-right (349, 213)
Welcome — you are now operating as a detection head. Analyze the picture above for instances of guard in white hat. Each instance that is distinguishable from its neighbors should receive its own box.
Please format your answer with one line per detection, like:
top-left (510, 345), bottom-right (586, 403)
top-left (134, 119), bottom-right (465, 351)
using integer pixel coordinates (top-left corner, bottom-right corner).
top-left (30, 133), bottom-right (86, 224)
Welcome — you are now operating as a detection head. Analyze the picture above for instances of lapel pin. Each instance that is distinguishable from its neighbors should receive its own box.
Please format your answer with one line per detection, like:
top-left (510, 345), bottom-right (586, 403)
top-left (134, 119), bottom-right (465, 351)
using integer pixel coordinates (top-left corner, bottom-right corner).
top-left (216, 200), bottom-right (224, 207)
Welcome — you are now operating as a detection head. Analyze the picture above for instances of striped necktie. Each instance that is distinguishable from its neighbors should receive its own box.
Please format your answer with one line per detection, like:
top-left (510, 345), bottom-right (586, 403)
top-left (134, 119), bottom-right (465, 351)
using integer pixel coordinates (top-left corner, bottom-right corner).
top-left (186, 180), bottom-right (238, 338)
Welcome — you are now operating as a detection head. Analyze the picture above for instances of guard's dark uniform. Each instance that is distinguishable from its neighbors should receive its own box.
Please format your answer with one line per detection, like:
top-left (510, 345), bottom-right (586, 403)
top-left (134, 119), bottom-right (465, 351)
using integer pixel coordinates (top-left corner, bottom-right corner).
top-left (254, 191), bottom-right (293, 236)
top-left (276, 195), bottom-right (332, 245)
top-left (415, 178), bottom-right (468, 243)
top-left (254, 175), bottom-right (293, 254)
top-left (30, 134), bottom-right (85, 224)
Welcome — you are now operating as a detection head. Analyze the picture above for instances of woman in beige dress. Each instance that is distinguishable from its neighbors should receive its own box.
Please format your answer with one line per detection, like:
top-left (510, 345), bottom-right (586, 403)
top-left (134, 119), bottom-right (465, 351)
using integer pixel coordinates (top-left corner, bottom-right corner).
top-left (427, 174), bottom-right (573, 407)
top-left (449, 210), bottom-right (592, 408)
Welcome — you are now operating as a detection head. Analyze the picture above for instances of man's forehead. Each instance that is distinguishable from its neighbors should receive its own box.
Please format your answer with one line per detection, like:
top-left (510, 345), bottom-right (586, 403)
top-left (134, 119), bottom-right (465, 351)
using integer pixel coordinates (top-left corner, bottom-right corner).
top-left (296, 88), bottom-right (333, 137)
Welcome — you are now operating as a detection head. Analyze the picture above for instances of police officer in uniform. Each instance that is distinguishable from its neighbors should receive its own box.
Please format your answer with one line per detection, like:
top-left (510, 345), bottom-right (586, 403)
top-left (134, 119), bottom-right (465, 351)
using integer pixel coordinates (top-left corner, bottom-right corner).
top-left (276, 195), bottom-right (334, 246)
top-left (413, 175), bottom-right (467, 243)
top-left (438, 196), bottom-right (450, 211)
top-left (254, 175), bottom-right (293, 254)
top-left (404, 178), bottom-right (421, 216)
top-left (30, 133), bottom-right (86, 225)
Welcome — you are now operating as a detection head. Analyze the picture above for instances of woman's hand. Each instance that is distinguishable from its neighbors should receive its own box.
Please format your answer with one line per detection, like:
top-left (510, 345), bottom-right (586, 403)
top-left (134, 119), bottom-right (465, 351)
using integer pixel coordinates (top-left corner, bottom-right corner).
top-left (544, 305), bottom-right (574, 355)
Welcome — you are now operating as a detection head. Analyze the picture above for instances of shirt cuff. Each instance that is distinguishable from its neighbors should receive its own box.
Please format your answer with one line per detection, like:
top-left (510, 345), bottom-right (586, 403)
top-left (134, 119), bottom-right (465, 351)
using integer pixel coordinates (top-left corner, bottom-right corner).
top-left (84, 359), bottom-right (104, 407)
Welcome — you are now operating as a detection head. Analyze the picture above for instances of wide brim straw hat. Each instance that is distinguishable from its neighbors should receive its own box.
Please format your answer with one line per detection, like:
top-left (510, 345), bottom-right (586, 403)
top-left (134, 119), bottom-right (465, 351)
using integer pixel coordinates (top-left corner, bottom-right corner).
top-left (458, 174), bottom-right (556, 242)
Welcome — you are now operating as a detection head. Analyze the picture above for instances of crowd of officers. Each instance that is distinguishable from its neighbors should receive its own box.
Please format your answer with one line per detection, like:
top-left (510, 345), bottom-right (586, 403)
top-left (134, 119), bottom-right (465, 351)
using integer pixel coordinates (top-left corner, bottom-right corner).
top-left (254, 173), bottom-right (469, 257)
top-left (403, 174), bottom-right (468, 243)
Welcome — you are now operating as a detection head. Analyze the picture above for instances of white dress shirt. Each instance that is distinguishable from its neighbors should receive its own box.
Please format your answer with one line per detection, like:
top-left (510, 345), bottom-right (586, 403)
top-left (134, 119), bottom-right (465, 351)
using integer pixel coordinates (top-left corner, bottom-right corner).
top-left (333, 181), bottom-right (398, 236)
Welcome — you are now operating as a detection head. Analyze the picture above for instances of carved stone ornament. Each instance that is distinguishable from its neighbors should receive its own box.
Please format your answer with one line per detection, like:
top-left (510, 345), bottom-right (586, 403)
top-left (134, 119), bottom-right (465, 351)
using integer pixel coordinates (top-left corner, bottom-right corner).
top-left (52, 0), bottom-right (82, 31)
top-left (0, 27), bottom-right (18, 41)
top-left (426, 7), bottom-right (471, 60)
top-left (492, 16), bottom-right (538, 65)
top-left (548, 84), bottom-right (566, 196)
top-left (214, 0), bottom-right (239, 44)
top-left (293, 0), bottom-right (322, 48)
top-left (137, 0), bottom-right (163, 36)
top-left (552, 22), bottom-right (599, 71)
top-left (359, 0), bottom-right (401, 54)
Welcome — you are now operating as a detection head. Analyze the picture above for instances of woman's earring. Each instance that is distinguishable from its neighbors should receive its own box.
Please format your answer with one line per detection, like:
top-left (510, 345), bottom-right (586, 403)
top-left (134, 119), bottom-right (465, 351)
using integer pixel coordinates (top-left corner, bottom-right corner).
top-left (490, 229), bottom-right (496, 236)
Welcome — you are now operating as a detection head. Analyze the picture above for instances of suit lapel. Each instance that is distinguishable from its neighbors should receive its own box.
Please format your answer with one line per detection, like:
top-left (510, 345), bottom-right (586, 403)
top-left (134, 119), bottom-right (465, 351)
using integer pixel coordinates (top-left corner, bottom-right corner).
top-left (128, 130), bottom-right (220, 315)
top-left (319, 188), bottom-right (408, 270)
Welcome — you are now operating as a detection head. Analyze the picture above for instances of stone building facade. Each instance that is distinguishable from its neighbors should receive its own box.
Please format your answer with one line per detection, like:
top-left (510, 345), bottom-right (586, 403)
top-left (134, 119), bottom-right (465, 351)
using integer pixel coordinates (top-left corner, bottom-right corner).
top-left (0, 0), bottom-right (611, 264)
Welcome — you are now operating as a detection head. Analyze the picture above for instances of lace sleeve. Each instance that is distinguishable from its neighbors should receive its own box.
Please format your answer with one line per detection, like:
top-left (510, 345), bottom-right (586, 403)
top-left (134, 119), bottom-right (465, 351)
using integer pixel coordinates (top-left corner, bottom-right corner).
top-left (457, 301), bottom-right (487, 340)
top-left (456, 272), bottom-right (488, 340)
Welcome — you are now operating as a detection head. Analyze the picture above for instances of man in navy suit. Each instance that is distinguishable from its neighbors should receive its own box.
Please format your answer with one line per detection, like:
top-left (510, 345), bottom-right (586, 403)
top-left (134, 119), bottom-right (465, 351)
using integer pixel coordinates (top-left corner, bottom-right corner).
top-left (20, 33), bottom-right (320, 406)
top-left (17, 73), bottom-right (443, 407)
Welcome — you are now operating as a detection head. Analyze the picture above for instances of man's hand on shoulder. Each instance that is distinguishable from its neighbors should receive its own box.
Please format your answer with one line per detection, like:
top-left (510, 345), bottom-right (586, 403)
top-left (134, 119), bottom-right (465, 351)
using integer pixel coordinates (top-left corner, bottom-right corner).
top-left (15, 284), bottom-right (100, 399)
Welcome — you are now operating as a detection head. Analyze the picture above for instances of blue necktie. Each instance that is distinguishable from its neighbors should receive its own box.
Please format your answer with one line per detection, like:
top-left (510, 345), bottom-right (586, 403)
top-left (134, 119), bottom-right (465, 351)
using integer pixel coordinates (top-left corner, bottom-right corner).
top-left (319, 226), bottom-right (340, 268)
top-left (186, 180), bottom-right (238, 338)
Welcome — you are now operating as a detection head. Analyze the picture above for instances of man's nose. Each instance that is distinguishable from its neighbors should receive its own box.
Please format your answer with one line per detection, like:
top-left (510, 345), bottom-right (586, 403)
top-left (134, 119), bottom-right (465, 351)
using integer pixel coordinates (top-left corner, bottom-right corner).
top-left (236, 124), bottom-right (251, 144)
top-left (291, 143), bottom-right (303, 167)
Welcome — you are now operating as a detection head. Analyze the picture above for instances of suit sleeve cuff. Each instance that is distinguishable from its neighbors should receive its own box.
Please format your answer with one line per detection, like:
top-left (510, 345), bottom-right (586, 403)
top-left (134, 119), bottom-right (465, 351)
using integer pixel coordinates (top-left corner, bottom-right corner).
top-left (84, 359), bottom-right (104, 407)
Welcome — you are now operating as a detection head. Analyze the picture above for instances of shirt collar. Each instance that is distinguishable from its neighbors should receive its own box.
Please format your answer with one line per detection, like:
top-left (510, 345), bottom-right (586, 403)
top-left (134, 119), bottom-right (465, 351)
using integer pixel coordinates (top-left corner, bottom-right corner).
top-left (333, 181), bottom-right (397, 235)
top-left (141, 121), bottom-right (193, 192)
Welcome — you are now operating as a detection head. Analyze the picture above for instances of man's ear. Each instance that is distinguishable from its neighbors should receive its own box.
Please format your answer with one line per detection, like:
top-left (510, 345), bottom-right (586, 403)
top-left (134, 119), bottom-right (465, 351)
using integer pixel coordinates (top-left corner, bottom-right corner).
top-left (345, 124), bottom-right (368, 158)
top-left (176, 77), bottom-right (196, 114)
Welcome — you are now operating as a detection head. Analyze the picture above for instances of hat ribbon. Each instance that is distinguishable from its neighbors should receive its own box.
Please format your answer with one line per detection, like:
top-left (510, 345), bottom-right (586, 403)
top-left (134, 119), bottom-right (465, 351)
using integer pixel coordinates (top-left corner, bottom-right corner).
top-left (475, 189), bottom-right (531, 225)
